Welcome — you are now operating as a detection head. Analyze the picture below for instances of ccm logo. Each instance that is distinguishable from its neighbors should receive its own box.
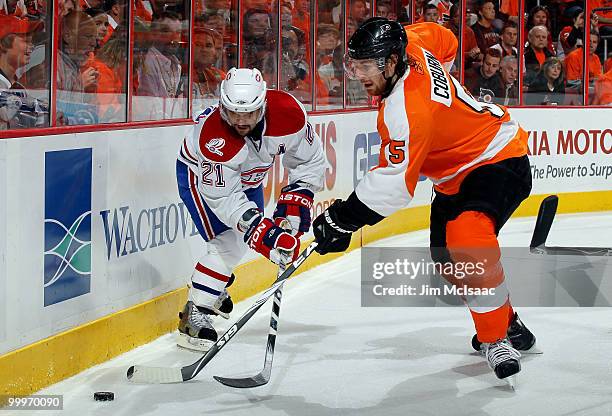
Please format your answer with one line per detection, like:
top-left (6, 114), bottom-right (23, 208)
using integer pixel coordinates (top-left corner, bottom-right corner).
top-left (279, 193), bottom-right (313, 208)
top-left (216, 324), bottom-right (238, 348)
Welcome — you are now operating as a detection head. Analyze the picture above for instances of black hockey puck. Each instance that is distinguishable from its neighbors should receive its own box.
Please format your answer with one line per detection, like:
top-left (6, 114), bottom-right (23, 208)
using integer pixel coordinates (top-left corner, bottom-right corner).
top-left (94, 392), bottom-right (114, 401)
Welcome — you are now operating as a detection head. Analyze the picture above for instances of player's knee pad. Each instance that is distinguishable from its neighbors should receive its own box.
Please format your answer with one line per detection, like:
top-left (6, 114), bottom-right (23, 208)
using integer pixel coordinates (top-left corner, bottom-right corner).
top-left (208, 229), bottom-right (248, 270)
top-left (446, 211), bottom-right (503, 288)
top-left (446, 211), bottom-right (499, 250)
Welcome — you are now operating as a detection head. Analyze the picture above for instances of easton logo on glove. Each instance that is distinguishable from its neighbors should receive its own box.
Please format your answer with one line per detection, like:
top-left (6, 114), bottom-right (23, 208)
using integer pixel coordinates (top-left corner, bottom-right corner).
top-left (277, 192), bottom-right (313, 209)
top-left (246, 217), bottom-right (299, 263)
top-left (273, 184), bottom-right (315, 236)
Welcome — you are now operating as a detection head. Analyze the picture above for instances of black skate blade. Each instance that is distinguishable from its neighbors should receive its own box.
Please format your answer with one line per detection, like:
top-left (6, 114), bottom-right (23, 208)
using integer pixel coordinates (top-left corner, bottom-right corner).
top-left (213, 373), bottom-right (269, 388)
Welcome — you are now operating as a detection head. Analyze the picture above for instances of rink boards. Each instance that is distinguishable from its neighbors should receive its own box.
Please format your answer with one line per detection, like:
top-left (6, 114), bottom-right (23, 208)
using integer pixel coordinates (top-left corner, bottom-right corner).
top-left (0, 108), bottom-right (611, 397)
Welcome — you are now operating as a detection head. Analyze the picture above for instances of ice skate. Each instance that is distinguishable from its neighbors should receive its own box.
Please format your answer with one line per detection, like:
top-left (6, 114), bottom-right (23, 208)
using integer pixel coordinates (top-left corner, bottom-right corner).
top-left (210, 274), bottom-right (235, 319)
top-left (211, 288), bottom-right (233, 319)
top-left (472, 312), bottom-right (541, 354)
top-left (177, 301), bottom-right (218, 352)
top-left (483, 338), bottom-right (521, 388)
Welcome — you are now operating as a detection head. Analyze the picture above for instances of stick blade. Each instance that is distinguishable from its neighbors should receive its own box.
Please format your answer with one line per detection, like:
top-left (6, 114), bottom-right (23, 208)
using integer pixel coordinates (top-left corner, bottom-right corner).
top-left (213, 373), bottom-right (270, 388)
top-left (530, 195), bottom-right (559, 249)
top-left (127, 365), bottom-right (184, 384)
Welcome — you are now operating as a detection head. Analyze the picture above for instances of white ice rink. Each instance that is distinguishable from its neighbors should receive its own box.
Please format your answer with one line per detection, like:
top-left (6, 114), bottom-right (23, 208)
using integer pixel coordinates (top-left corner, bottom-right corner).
top-left (23, 212), bottom-right (612, 416)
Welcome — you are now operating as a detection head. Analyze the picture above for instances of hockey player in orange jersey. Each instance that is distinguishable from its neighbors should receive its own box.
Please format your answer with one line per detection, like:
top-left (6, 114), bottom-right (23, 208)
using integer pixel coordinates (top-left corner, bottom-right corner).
top-left (312, 18), bottom-right (539, 385)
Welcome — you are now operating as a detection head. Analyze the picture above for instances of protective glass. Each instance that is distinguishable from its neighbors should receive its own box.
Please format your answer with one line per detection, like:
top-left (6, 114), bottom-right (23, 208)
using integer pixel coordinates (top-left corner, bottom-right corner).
top-left (343, 55), bottom-right (385, 80)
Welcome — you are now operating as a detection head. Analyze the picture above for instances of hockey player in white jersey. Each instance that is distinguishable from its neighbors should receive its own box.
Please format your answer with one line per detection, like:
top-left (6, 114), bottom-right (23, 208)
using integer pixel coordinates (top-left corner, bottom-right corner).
top-left (176, 68), bottom-right (325, 351)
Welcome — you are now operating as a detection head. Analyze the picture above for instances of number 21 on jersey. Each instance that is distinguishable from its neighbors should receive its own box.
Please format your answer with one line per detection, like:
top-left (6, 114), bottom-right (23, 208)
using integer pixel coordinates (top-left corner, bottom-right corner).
top-left (201, 162), bottom-right (225, 187)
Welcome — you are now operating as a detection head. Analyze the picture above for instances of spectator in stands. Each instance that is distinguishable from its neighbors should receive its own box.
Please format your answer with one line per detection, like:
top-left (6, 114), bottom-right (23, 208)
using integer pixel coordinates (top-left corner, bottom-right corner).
top-left (87, 34), bottom-right (126, 122)
top-left (527, 5), bottom-right (555, 54)
top-left (135, 11), bottom-right (185, 119)
top-left (134, 0), bottom-right (154, 26)
top-left (103, 0), bottom-right (125, 43)
top-left (565, 31), bottom-right (603, 83)
top-left (293, 0), bottom-right (310, 34)
top-left (242, 9), bottom-right (277, 87)
top-left (592, 0), bottom-right (612, 45)
top-left (471, 0), bottom-right (501, 53)
top-left (526, 56), bottom-right (565, 105)
top-left (0, 15), bottom-right (46, 129)
top-left (498, 0), bottom-right (518, 24)
top-left (57, 10), bottom-right (98, 124)
top-left (201, 11), bottom-right (227, 46)
top-left (348, 0), bottom-right (368, 36)
top-left (491, 22), bottom-right (518, 57)
top-left (192, 27), bottom-right (225, 108)
top-left (423, 4), bottom-right (439, 23)
top-left (85, 8), bottom-right (109, 49)
top-left (376, 1), bottom-right (396, 20)
top-left (557, 6), bottom-right (584, 58)
top-left (444, 3), bottom-right (481, 69)
top-left (593, 67), bottom-right (612, 105)
top-left (413, 0), bottom-right (427, 22)
top-left (465, 47), bottom-right (502, 102)
top-left (281, 26), bottom-right (310, 100)
top-left (316, 23), bottom-right (342, 99)
top-left (495, 55), bottom-right (518, 105)
top-left (605, 54), bottom-right (612, 73)
top-left (524, 25), bottom-right (553, 86)
top-left (429, 0), bottom-right (451, 23)
top-left (281, 2), bottom-right (293, 31)
top-left (59, 0), bottom-right (76, 17)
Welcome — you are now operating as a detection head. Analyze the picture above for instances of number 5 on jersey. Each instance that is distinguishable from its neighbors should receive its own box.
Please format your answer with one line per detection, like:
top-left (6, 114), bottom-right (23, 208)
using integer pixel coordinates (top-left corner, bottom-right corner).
top-left (201, 162), bottom-right (225, 187)
top-left (389, 140), bottom-right (406, 164)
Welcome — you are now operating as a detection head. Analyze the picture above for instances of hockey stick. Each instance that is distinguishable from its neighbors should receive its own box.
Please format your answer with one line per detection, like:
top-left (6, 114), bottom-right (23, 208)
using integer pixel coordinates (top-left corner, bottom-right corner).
top-left (126, 241), bottom-right (318, 384)
top-left (213, 265), bottom-right (286, 388)
top-left (530, 195), bottom-right (612, 256)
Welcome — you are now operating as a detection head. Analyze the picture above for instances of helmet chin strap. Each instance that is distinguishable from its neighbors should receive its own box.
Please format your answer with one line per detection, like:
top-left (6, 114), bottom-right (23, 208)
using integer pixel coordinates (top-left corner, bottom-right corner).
top-left (381, 72), bottom-right (399, 99)
top-left (380, 58), bottom-right (407, 99)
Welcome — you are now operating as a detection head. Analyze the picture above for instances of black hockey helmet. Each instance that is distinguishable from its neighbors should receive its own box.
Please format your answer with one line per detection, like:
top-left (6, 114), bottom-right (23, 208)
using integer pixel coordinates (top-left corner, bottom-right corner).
top-left (345, 17), bottom-right (408, 97)
top-left (347, 17), bottom-right (407, 62)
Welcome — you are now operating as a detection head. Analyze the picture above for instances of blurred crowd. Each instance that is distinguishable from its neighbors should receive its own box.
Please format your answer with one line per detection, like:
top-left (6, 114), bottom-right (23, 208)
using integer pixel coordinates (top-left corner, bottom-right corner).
top-left (0, 0), bottom-right (610, 130)
top-left (429, 0), bottom-right (612, 105)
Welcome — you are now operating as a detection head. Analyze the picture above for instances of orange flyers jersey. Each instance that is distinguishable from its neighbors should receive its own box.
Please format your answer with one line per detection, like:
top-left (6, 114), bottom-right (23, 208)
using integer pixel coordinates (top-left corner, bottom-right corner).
top-left (355, 23), bottom-right (528, 217)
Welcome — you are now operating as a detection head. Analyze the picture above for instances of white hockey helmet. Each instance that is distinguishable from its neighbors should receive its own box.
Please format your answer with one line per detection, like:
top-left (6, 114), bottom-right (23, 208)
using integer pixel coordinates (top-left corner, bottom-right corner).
top-left (219, 67), bottom-right (267, 123)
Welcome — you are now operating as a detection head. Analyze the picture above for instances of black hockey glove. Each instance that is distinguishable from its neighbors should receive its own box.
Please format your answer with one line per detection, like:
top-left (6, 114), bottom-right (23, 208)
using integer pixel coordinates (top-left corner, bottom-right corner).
top-left (312, 200), bottom-right (358, 254)
top-left (313, 193), bottom-right (386, 255)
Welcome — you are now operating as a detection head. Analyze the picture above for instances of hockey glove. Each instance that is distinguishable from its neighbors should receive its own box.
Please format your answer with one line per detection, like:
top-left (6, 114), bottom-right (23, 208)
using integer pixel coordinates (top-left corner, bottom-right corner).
top-left (312, 199), bottom-right (360, 255)
top-left (242, 208), bottom-right (300, 264)
top-left (273, 182), bottom-right (314, 238)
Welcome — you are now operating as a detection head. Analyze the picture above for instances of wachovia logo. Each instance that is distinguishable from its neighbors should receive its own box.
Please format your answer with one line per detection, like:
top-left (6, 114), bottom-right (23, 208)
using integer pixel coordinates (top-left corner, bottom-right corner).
top-left (44, 149), bottom-right (92, 306)
top-left (205, 138), bottom-right (225, 156)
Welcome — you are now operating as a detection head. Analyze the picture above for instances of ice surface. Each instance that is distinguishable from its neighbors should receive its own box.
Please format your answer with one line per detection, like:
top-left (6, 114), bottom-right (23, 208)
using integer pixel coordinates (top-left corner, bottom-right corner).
top-left (22, 212), bottom-right (612, 416)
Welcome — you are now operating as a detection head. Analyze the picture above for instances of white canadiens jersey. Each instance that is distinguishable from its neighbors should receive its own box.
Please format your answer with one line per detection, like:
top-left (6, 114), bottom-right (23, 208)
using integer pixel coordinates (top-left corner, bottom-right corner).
top-left (178, 90), bottom-right (326, 231)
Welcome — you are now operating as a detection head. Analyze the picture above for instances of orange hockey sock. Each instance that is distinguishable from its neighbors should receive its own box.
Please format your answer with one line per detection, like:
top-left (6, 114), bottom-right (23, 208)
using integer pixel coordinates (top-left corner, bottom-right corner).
top-left (446, 211), bottom-right (510, 343)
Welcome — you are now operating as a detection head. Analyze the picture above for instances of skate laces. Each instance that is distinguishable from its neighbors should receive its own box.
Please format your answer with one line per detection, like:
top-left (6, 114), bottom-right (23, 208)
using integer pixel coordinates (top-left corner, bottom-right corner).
top-left (189, 303), bottom-right (213, 328)
top-left (485, 339), bottom-right (521, 368)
